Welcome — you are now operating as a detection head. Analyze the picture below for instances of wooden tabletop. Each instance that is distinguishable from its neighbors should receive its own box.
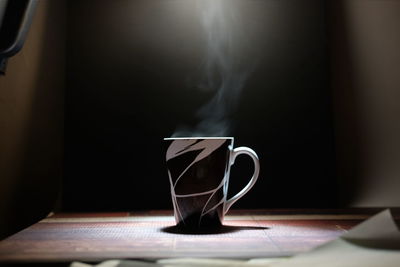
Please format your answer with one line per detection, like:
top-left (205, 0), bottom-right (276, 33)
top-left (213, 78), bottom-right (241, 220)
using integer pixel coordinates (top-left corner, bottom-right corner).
top-left (0, 209), bottom-right (396, 264)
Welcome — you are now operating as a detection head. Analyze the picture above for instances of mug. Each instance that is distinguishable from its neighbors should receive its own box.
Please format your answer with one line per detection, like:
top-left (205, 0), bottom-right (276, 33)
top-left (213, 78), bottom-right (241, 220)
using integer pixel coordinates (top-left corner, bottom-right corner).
top-left (164, 137), bottom-right (260, 230)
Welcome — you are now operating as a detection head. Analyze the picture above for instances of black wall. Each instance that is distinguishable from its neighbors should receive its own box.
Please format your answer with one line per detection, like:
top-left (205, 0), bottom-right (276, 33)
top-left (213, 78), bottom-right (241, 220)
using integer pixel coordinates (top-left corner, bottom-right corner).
top-left (63, 0), bottom-right (336, 211)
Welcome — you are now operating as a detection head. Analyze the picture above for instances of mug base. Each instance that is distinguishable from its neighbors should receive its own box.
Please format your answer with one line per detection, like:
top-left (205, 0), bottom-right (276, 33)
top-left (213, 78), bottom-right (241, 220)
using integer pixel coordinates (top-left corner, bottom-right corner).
top-left (176, 212), bottom-right (223, 232)
top-left (175, 223), bottom-right (224, 234)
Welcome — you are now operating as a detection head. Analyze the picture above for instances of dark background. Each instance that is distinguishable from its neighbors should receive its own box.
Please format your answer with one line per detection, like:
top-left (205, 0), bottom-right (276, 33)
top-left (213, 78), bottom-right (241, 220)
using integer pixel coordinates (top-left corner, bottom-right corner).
top-left (2, 0), bottom-right (400, 240)
top-left (63, 0), bottom-right (336, 211)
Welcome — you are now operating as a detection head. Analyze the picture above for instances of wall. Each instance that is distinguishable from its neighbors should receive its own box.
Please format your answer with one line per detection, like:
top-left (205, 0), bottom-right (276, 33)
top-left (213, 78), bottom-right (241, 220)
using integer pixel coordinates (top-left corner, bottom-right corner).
top-left (0, 0), bottom-right (65, 239)
top-left (63, 0), bottom-right (336, 211)
top-left (330, 0), bottom-right (400, 206)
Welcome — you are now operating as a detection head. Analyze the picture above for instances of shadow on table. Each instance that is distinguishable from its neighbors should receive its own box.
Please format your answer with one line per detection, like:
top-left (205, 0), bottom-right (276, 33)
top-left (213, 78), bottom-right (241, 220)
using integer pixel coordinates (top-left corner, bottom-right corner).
top-left (161, 224), bottom-right (269, 235)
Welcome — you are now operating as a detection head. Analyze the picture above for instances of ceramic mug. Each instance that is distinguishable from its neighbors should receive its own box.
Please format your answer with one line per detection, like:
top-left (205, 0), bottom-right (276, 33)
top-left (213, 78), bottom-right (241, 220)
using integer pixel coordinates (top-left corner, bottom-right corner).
top-left (164, 137), bottom-right (260, 229)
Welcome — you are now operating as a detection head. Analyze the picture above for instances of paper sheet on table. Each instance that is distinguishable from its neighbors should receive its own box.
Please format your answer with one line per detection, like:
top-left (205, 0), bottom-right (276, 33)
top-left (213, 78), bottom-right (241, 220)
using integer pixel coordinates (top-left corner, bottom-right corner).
top-left (71, 209), bottom-right (400, 267)
top-left (266, 209), bottom-right (400, 267)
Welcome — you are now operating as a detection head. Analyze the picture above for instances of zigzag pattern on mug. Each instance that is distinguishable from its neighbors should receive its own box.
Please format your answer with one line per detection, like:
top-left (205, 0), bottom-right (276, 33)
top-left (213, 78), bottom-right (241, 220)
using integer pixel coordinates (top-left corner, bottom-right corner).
top-left (166, 139), bottom-right (228, 226)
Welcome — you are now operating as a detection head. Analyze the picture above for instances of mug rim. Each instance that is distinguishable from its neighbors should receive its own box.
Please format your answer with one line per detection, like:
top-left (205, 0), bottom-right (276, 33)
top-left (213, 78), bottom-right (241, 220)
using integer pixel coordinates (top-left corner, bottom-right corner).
top-left (164, 137), bottom-right (233, 140)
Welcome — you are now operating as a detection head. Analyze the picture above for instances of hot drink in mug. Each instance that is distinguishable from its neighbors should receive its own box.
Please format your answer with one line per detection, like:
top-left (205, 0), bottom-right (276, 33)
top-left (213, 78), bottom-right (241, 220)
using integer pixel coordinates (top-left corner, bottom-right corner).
top-left (164, 137), bottom-right (260, 230)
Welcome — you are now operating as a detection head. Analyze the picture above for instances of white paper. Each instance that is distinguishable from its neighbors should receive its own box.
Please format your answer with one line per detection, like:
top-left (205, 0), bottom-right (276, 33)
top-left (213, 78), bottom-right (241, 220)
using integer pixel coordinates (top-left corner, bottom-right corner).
top-left (271, 209), bottom-right (400, 267)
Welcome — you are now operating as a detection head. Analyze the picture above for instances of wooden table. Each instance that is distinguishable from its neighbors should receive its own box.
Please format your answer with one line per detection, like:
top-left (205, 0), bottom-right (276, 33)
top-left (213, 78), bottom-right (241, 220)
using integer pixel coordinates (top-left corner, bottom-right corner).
top-left (0, 209), bottom-right (396, 265)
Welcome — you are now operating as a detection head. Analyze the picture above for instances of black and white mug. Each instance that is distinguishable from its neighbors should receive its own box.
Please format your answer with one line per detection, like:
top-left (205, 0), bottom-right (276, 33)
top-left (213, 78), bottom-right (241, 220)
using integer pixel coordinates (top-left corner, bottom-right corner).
top-left (164, 137), bottom-right (260, 229)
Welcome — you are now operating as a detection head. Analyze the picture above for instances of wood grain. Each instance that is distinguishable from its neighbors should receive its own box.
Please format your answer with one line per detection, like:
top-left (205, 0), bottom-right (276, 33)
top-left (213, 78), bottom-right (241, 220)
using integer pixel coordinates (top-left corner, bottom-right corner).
top-left (0, 210), bottom-right (386, 263)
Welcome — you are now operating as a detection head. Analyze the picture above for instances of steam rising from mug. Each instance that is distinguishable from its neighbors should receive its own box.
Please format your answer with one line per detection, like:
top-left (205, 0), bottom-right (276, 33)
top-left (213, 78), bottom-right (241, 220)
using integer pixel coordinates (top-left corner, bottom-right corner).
top-left (172, 0), bottom-right (256, 137)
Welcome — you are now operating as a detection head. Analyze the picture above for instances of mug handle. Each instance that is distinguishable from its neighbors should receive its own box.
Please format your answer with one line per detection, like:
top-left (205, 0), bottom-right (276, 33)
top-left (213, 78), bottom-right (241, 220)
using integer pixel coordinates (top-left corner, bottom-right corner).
top-left (223, 147), bottom-right (260, 215)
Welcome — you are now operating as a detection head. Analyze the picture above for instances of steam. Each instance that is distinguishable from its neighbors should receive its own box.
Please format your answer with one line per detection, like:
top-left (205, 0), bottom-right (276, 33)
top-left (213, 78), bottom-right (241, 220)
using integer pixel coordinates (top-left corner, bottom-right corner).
top-left (173, 0), bottom-right (255, 137)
